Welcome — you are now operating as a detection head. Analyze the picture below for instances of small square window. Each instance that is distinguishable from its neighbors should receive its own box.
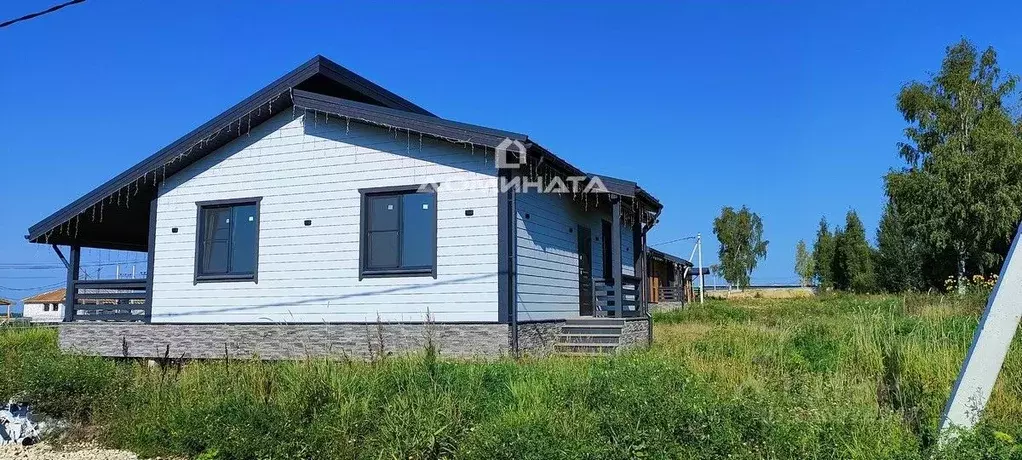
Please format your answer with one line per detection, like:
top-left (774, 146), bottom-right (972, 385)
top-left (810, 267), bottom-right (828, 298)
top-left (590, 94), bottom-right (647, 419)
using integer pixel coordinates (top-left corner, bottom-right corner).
top-left (195, 199), bottom-right (260, 283)
top-left (359, 186), bottom-right (437, 279)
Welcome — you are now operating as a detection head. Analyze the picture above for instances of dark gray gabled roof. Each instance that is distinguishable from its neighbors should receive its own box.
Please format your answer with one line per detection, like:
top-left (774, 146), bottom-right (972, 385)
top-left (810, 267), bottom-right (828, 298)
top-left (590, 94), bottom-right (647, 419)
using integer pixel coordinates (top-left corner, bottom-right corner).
top-left (27, 56), bottom-right (662, 249)
top-left (293, 90), bottom-right (663, 211)
top-left (292, 89), bottom-right (526, 148)
top-left (26, 56), bottom-right (434, 249)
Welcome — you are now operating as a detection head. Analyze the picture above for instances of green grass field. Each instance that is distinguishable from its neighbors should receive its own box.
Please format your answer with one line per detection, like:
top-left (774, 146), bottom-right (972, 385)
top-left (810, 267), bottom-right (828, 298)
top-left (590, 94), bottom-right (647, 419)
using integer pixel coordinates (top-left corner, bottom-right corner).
top-left (1, 294), bottom-right (1020, 459)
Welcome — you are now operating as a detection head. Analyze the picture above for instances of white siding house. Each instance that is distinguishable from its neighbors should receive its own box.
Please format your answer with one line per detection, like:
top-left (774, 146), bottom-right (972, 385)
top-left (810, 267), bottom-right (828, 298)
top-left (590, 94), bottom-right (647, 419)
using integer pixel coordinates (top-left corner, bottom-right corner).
top-left (27, 56), bottom-right (662, 359)
top-left (151, 113), bottom-right (500, 323)
top-left (22, 289), bottom-right (64, 323)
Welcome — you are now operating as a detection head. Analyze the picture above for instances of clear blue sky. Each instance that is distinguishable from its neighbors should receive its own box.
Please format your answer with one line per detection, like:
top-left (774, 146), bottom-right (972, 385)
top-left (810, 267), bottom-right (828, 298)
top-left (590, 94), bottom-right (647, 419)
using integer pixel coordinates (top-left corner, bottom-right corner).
top-left (3, 1), bottom-right (1022, 303)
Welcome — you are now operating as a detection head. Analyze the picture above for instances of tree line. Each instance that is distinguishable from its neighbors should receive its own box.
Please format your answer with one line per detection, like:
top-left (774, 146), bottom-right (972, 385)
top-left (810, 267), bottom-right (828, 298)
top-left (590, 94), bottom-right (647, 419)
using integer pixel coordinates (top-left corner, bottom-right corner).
top-left (713, 39), bottom-right (1021, 293)
top-left (797, 39), bottom-right (1022, 293)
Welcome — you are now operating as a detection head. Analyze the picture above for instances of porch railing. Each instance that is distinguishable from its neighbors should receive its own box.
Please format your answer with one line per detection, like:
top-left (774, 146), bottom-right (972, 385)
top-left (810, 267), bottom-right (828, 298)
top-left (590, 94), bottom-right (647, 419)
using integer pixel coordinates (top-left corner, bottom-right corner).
top-left (594, 275), bottom-right (643, 317)
top-left (657, 285), bottom-right (685, 303)
top-left (70, 279), bottom-right (149, 322)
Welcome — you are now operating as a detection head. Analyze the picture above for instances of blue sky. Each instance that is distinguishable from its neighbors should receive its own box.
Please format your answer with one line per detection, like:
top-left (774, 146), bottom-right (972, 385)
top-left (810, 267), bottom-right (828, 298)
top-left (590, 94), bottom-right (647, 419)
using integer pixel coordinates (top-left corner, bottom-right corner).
top-left (3, 1), bottom-right (1022, 303)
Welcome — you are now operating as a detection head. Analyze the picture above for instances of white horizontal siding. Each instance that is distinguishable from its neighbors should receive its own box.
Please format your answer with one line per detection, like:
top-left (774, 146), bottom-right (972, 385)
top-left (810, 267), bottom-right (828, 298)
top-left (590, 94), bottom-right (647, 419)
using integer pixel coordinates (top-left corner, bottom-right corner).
top-left (513, 191), bottom-right (639, 321)
top-left (513, 192), bottom-right (604, 321)
top-left (151, 112), bottom-right (500, 323)
top-left (23, 302), bottom-right (64, 323)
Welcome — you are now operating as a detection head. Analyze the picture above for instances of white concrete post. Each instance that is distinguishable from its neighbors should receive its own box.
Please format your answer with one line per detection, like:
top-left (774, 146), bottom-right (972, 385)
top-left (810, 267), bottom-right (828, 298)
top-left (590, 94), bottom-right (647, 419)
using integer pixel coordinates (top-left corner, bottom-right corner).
top-left (940, 223), bottom-right (1022, 436)
top-left (697, 233), bottom-right (704, 304)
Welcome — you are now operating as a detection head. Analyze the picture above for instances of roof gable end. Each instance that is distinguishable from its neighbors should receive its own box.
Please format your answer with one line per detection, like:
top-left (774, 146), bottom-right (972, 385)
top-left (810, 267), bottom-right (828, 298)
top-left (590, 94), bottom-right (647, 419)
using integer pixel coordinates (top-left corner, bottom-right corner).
top-left (27, 56), bottom-right (433, 247)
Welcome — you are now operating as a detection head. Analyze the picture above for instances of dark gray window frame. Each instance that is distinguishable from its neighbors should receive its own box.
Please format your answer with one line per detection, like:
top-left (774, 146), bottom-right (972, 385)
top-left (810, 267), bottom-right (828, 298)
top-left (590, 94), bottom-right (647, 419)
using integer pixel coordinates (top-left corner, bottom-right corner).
top-left (193, 197), bottom-right (262, 285)
top-left (358, 184), bottom-right (438, 280)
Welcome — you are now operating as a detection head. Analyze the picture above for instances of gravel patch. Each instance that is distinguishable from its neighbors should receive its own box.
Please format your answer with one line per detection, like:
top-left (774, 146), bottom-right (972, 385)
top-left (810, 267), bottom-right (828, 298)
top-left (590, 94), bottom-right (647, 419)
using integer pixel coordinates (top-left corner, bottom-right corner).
top-left (0, 443), bottom-right (141, 460)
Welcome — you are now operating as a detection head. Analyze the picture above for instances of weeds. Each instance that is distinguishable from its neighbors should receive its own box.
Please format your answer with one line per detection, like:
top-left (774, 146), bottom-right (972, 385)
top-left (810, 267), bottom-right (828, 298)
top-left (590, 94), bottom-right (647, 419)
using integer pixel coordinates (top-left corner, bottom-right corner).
top-left (0, 294), bottom-right (1019, 459)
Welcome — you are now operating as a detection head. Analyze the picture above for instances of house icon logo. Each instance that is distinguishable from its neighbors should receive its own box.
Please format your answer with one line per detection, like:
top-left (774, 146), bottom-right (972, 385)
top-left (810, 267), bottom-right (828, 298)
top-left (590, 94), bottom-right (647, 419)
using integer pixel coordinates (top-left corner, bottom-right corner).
top-left (495, 138), bottom-right (527, 169)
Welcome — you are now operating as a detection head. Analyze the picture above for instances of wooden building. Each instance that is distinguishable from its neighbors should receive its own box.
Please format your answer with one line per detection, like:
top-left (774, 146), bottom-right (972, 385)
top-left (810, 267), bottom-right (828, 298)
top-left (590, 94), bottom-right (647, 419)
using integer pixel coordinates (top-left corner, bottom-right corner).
top-left (26, 56), bottom-right (666, 359)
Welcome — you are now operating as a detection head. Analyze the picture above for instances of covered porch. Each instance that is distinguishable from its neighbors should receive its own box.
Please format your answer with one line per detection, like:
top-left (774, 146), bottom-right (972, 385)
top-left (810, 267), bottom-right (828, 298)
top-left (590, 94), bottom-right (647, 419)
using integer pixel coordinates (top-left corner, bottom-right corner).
top-left (30, 196), bottom-right (156, 324)
top-left (647, 248), bottom-right (693, 304)
top-left (581, 176), bottom-right (661, 319)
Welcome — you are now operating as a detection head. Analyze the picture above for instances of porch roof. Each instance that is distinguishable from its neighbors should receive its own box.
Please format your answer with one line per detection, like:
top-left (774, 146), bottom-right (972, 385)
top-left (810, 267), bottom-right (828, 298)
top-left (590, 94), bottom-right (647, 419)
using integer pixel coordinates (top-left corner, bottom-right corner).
top-left (27, 56), bottom-right (662, 250)
top-left (649, 248), bottom-right (692, 267)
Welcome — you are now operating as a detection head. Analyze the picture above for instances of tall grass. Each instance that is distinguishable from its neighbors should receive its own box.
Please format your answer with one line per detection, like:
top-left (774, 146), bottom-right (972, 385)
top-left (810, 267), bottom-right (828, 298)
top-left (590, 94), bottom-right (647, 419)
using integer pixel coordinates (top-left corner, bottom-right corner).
top-left (1, 294), bottom-right (1020, 459)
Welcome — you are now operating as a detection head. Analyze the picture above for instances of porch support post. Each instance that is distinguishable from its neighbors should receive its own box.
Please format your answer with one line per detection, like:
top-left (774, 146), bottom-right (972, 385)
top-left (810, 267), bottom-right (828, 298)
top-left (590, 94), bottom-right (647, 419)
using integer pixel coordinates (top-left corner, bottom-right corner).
top-left (145, 196), bottom-right (158, 323)
top-left (611, 195), bottom-right (623, 317)
top-left (633, 213), bottom-right (644, 314)
top-left (64, 245), bottom-right (80, 322)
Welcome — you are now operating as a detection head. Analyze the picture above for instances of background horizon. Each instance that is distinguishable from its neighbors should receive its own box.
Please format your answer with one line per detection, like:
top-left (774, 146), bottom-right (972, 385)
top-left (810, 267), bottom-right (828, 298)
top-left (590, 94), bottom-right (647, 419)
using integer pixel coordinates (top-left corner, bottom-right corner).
top-left (4, 1), bottom-right (1022, 307)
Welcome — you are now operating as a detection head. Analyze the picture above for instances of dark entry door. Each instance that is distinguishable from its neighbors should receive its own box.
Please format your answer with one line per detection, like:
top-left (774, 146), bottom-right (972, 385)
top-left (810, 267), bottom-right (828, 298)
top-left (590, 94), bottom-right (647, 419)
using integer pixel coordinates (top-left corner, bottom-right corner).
top-left (577, 225), bottom-right (594, 316)
top-left (601, 220), bottom-right (614, 284)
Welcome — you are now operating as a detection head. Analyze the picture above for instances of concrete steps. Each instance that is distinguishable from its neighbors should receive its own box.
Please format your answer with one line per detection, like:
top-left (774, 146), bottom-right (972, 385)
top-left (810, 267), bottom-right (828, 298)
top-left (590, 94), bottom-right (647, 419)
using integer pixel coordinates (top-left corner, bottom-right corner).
top-left (553, 319), bottom-right (625, 356)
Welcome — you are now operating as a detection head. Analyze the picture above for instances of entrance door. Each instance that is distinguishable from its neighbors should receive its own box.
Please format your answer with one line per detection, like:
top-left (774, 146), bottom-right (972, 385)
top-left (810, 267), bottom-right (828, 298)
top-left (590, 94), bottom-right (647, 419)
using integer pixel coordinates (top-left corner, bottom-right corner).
top-left (577, 225), bottom-right (594, 316)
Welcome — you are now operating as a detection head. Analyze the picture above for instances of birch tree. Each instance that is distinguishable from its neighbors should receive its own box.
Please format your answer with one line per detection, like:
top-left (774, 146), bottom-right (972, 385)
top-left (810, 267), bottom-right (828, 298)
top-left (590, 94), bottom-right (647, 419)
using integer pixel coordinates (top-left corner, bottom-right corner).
top-left (712, 206), bottom-right (769, 289)
top-left (886, 39), bottom-right (1022, 292)
top-left (795, 240), bottom-right (814, 287)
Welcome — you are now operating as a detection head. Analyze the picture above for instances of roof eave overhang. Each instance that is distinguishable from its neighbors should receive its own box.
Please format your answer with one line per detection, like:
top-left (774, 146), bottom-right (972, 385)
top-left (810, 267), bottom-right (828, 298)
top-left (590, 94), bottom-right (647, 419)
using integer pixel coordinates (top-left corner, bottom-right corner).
top-left (27, 56), bottom-right (433, 245)
top-left (289, 93), bottom-right (666, 213)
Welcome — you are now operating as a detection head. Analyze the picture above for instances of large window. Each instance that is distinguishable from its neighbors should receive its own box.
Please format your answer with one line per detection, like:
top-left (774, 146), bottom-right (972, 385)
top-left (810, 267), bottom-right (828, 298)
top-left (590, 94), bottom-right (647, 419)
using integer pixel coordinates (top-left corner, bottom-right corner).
top-left (195, 198), bottom-right (261, 283)
top-left (359, 185), bottom-right (437, 279)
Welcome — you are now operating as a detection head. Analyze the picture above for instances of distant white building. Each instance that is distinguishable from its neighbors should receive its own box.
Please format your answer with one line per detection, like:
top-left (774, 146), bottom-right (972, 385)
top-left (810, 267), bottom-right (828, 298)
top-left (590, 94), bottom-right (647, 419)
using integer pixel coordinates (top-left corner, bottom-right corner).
top-left (22, 289), bottom-right (64, 323)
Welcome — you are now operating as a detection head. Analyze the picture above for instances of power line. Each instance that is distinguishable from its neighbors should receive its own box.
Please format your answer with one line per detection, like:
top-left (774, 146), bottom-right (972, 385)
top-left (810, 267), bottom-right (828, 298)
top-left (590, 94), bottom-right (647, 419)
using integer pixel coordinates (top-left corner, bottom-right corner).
top-left (0, 282), bottom-right (64, 292)
top-left (0, 0), bottom-right (85, 29)
top-left (651, 235), bottom-right (697, 247)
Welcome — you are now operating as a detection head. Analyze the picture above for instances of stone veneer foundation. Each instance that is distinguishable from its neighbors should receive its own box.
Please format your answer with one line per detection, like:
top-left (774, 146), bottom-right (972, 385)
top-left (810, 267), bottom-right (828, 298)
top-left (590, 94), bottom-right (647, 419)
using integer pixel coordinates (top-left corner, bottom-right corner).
top-left (59, 318), bottom-right (651, 360)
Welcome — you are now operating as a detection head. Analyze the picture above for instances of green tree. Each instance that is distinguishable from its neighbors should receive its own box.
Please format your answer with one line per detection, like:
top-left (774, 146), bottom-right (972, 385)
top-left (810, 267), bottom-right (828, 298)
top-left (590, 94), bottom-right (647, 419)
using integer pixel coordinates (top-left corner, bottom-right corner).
top-left (794, 240), bottom-right (814, 287)
top-left (831, 225), bottom-right (847, 289)
top-left (712, 206), bottom-right (769, 289)
top-left (834, 210), bottom-right (877, 293)
top-left (812, 218), bottom-right (836, 289)
top-left (885, 39), bottom-right (1022, 292)
top-left (875, 201), bottom-right (923, 292)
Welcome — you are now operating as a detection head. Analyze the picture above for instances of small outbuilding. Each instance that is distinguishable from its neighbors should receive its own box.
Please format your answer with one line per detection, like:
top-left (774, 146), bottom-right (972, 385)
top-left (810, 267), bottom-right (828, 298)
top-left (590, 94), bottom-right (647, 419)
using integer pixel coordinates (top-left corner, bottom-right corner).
top-left (647, 249), bottom-right (694, 304)
top-left (22, 289), bottom-right (65, 324)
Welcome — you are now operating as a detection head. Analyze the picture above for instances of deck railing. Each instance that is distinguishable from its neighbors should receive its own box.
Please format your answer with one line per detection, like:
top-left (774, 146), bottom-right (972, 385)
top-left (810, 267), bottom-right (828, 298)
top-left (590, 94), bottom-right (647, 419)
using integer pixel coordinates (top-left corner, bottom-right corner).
top-left (594, 275), bottom-right (643, 317)
top-left (657, 285), bottom-right (685, 303)
top-left (70, 279), bottom-right (149, 322)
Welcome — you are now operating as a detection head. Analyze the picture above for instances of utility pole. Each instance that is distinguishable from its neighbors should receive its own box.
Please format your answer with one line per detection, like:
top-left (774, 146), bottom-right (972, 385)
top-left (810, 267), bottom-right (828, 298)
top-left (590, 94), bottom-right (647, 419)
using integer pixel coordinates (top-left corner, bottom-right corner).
top-left (697, 233), bottom-right (704, 304)
top-left (941, 222), bottom-right (1022, 440)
